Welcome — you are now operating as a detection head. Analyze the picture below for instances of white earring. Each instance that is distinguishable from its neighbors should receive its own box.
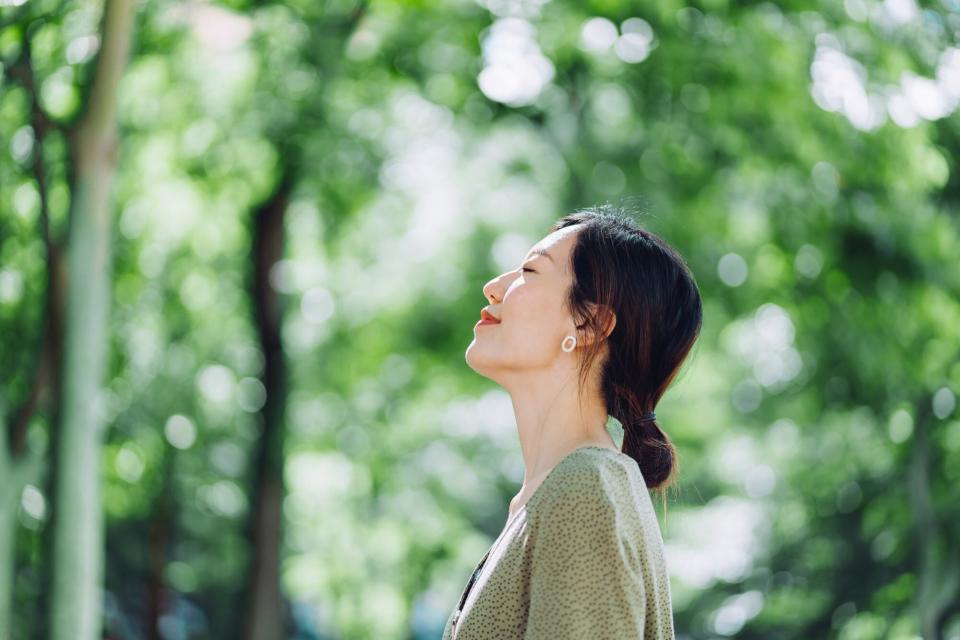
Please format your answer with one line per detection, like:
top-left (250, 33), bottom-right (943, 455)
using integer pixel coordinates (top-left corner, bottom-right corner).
top-left (561, 335), bottom-right (577, 352)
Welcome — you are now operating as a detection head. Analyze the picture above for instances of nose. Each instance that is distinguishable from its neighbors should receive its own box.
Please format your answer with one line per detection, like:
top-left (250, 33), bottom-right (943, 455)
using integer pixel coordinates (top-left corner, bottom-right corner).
top-left (482, 277), bottom-right (500, 304)
top-left (482, 271), bottom-right (510, 304)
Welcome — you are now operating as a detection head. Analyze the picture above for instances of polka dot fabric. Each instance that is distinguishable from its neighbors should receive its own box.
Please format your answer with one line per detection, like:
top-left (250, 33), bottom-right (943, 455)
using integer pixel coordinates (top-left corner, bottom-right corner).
top-left (442, 445), bottom-right (675, 639)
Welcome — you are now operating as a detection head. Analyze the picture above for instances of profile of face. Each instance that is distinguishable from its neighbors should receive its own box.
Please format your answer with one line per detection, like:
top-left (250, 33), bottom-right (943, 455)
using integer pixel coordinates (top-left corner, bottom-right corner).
top-left (466, 224), bottom-right (592, 387)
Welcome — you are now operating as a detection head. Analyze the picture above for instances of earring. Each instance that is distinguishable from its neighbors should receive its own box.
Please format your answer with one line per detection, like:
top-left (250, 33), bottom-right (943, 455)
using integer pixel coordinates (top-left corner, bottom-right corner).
top-left (561, 335), bottom-right (577, 352)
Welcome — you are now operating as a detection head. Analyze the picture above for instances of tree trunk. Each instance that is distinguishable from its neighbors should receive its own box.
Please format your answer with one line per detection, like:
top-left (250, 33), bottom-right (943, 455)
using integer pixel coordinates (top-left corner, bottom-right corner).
top-left (0, 462), bottom-right (15, 640)
top-left (910, 404), bottom-right (959, 640)
top-left (0, 17), bottom-right (66, 640)
top-left (47, 2), bottom-right (136, 639)
top-left (243, 172), bottom-right (293, 640)
top-left (0, 453), bottom-right (40, 640)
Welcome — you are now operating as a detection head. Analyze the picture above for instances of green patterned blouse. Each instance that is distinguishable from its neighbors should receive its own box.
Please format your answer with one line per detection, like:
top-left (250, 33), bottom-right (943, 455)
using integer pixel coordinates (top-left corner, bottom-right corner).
top-left (441, 445), bottom-right (676, 639)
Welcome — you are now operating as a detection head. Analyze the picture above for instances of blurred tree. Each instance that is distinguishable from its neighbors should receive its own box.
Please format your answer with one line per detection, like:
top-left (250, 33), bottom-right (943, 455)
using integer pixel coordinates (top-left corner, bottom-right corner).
top-left (0, 21), bottom-right (55, 636)
top-left (0, 2), bottom-right (66, 635)
top-left (239, 4), bottom-right (369, 638)
top-left (1, 0), bottom-right (959, 638)
top-left (244, 170), bottom-right (293, 640)
top-left (44, 1), bottom-right (136, 639)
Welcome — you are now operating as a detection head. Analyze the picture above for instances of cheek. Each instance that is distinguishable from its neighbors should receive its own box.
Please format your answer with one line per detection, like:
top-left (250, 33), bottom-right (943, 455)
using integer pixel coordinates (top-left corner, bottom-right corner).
top-left (511, 285), bottom-right (560, 324)
top-left (503, 292), bottom-right (562, 346)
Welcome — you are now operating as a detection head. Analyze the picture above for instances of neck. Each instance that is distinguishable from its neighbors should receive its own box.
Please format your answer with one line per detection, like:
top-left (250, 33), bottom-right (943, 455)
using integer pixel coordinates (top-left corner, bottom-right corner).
top-left (504, 365), bottom-right (615, 490)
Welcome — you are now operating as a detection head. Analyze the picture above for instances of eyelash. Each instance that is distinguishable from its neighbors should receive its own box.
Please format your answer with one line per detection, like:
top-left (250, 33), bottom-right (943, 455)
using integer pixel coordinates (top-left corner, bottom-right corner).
top-left (522, 267), bottom-right (535, 273)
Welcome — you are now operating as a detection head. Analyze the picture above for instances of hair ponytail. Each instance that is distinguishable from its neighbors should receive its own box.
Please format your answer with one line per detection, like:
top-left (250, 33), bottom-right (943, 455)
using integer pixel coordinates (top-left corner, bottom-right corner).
top-left (621, 414), bottom-right (681, 518)
top-left (622, 415), bottom-right (676, 491)
top-left (551, 204), bottom-right (702, 509)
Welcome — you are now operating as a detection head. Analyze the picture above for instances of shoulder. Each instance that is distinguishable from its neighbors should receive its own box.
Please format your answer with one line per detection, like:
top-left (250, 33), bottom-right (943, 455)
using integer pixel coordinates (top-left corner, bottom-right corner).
top-left (540, 447), bottom-right (633, 499)
top-left (527, 448), bottom-right (630, 534)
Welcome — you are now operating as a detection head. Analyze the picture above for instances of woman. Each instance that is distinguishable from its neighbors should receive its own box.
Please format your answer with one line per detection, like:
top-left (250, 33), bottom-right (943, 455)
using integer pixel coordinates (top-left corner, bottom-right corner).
top-left (441, 205), bottom-right (703, 639)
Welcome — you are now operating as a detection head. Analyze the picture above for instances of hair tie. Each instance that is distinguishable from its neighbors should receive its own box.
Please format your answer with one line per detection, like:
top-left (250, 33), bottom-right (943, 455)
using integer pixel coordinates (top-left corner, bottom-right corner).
top-left (633, 411), bottom-right (656, 425)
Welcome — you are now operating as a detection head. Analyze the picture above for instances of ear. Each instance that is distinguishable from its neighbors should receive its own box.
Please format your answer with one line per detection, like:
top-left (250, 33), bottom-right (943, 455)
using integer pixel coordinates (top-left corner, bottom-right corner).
top-left (577, 301), bottom-right (616, 346)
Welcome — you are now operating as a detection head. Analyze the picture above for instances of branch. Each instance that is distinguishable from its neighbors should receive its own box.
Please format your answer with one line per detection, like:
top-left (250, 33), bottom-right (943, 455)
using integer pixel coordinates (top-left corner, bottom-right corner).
top-left (3, 25), bottom-right (64, 460)
top-left (3, 14), bottom-right (69, 134)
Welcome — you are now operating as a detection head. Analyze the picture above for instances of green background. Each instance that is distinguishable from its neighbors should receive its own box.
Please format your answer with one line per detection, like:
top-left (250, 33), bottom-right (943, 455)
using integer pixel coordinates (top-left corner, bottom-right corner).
top-left (1, 0), bottom-right (959, 638)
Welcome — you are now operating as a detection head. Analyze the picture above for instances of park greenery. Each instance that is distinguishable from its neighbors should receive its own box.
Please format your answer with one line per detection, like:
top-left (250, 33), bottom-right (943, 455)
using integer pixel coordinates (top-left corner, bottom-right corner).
top-left (1, 0), bottom-right (959, 638)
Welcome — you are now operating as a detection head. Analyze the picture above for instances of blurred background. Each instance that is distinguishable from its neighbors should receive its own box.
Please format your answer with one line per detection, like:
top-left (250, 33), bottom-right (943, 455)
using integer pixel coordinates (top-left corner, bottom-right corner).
top-left (1, 0), bottom-right (959, 638)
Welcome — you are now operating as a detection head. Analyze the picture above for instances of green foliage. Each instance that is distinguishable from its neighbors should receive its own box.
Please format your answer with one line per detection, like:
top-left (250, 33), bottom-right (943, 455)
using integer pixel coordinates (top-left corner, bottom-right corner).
top-left (1, 0), bottom-right (959, 637)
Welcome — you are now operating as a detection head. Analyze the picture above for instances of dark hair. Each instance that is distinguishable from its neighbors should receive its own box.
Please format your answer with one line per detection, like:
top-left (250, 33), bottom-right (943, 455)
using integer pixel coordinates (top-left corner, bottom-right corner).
top-left (550, 204), bottom-right (703, 501)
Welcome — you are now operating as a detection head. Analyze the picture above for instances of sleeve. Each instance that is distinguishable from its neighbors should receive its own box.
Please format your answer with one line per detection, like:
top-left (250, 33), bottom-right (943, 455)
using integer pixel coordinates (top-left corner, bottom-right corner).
top-left (522, 475), bottom-right (649, 639)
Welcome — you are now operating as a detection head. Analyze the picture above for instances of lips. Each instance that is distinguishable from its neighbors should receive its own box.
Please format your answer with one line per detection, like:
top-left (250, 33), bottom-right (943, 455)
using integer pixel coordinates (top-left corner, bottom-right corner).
top-left (480, 308), bottom-right (501, 324)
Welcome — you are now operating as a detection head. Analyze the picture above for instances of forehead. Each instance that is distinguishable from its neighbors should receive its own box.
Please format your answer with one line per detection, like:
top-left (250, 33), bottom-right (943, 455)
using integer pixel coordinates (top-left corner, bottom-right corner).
top-left (527, 225), bottom-right (580, 257)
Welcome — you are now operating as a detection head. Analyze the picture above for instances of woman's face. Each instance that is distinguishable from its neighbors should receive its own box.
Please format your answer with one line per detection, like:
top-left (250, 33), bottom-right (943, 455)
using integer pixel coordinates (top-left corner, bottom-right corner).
top-left (465, 224), bottom-right (583, 383)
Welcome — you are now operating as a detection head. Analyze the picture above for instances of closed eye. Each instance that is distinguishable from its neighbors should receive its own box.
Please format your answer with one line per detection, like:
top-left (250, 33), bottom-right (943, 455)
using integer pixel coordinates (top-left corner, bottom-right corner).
top-left (522, 267), bottom-right (535, 273)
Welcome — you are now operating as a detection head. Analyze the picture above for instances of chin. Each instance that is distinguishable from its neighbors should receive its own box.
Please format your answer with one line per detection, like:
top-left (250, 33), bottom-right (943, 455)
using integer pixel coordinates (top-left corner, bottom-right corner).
top-left (464, 343), bottom-right (495, 377)
top-left (464, 343), bottom-right (481, 370)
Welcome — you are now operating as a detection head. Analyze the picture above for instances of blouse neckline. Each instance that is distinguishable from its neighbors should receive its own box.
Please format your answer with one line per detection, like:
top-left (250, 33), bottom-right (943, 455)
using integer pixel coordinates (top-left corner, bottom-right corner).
top-left (507, 444), bottom-right (624, 526)
top-left (449, 444), bottom-right (629, 637)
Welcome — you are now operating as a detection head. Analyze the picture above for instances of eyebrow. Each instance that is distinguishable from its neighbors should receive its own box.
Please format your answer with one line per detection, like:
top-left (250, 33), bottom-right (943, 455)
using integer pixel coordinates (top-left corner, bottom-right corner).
top-left (525, 248), bottom-right (555, 263)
